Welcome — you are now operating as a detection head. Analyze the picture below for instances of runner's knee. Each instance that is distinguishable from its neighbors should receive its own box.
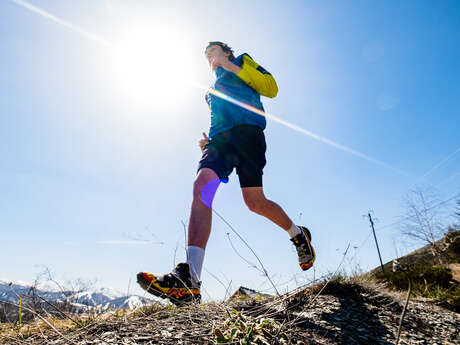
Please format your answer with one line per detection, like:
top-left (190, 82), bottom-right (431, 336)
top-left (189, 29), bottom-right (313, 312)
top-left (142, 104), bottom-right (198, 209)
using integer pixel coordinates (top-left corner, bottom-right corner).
top-left (244, 198), bottom-right (267, 215)
top-left (193, 174), bottom-right (220, 208)
top-left (192, 179), bottom-right (205, 199)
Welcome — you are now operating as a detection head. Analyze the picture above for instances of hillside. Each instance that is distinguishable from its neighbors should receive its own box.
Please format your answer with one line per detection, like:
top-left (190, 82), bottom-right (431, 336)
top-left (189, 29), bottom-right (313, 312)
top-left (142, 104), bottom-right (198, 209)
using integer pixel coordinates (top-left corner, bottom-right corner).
top-left (367, 230), bottom-right (460, 313)
top-left (1, 278), bottom-right (458, 345)
top-left (369, 230), bottom-right (460, 277)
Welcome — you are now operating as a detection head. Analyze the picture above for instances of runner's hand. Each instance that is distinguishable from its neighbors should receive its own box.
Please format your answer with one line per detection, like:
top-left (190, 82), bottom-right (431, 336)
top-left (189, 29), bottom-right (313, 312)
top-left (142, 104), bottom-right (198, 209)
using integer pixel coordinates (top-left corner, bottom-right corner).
top-left (199, 132), bottom-right (209, 153)
top-left (210, 56), bottom-right (232, 71)
top-left (210, 56), bottom-right (241, 74)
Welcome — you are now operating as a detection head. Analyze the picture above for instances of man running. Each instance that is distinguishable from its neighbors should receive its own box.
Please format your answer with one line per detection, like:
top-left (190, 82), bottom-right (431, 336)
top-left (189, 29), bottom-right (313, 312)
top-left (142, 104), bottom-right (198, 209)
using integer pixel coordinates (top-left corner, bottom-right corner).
top-left (137, 42), bottom-right (315, 304)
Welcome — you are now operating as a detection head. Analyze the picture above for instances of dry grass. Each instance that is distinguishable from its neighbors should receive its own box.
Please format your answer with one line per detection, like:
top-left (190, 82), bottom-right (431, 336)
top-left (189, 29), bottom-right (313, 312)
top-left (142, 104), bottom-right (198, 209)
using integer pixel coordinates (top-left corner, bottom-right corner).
top-left (1, 276), bottom-right (458, 345)
top-left (0, 278), bottom-right (338, 344)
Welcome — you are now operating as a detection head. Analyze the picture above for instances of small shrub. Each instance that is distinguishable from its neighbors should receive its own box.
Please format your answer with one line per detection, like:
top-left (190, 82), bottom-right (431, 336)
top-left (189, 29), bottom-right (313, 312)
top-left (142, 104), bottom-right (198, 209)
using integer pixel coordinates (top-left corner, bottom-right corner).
top-left (214, 310), bottom-right (281, 344)
top-left (334, 272), bottom-right (348, 284)
top-left (376, 264), bottom-right (459, 311)
top-left (376, 265), bottom-right (452, 291)
top-left (445, 230), bottom-right (460, 262)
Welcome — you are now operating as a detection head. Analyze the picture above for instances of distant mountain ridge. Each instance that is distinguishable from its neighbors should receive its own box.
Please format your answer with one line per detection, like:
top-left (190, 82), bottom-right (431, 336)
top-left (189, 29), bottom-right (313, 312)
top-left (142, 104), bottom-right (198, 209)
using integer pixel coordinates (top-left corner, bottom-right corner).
top-left (0, 279), bottom-right (153, 322)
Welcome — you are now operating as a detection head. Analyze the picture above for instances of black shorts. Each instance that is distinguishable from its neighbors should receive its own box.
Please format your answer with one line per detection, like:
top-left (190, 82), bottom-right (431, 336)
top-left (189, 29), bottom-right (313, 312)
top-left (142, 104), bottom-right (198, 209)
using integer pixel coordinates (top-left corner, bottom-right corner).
top-left (198, 125), bottom-right (267, 188)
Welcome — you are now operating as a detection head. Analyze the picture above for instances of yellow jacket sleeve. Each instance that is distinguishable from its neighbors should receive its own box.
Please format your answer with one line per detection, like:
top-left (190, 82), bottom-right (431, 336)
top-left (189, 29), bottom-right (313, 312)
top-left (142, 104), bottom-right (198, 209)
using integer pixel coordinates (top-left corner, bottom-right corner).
top-left (236, 55), bottom-right (278, 98)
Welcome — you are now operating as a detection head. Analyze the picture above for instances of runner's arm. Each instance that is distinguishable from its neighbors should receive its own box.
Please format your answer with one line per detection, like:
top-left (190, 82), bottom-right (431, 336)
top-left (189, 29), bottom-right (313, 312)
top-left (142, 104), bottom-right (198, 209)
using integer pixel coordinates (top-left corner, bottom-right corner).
top-left (236, 55), bottom-right (278, 98)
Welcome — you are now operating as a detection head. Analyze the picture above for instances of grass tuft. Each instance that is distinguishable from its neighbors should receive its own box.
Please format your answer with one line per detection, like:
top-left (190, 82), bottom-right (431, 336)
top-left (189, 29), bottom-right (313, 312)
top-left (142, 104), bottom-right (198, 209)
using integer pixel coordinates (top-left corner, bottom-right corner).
top-left (376, 264), bottom-right (459, 311)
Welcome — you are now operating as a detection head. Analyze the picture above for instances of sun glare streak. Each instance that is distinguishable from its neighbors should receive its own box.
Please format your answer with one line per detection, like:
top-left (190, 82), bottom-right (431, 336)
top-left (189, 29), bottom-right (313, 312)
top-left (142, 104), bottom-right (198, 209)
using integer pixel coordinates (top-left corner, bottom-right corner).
top-left (11, 0), bottom-right (407, 176)
top-left (419, 146), bottom-right (460, 180)
top-left (11, 0), bottom-right (111, 47)
top-left (436, 169), bottom-right (460, 188)
top-left (188, 80), bottom-right (408, 176)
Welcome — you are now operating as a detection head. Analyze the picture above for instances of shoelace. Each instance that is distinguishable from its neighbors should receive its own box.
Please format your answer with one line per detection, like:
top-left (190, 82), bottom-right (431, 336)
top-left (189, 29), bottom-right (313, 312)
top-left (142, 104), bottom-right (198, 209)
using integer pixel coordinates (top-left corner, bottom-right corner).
top-left (294, 237), bottom-right (313, 260)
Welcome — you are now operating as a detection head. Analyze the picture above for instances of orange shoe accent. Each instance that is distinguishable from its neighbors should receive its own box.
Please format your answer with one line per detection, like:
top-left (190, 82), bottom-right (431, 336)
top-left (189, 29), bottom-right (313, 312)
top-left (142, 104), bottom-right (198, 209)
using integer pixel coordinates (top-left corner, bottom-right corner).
top-left (142, 272), bottom-right (156, 282)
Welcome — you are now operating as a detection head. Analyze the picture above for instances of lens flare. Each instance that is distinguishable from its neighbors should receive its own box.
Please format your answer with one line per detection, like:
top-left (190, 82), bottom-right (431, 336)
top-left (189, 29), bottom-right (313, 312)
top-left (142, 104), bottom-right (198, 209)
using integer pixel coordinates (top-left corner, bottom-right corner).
top-left (187, 80), bottom-right (408, 176)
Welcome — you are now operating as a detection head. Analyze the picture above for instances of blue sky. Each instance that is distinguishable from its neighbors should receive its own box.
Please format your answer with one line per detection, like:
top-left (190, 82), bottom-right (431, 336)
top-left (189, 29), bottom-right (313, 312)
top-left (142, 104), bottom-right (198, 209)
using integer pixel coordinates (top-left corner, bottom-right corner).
top-left (1, 0), bottom-right (459, 300)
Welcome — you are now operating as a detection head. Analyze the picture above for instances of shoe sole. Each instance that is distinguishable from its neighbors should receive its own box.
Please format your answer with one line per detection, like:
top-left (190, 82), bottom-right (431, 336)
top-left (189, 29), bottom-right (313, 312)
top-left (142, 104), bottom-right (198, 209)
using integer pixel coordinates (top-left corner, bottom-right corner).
top-left (137, 273), bottom-right (201, 305)
top-left (297, 226), bottom-right (316, 271)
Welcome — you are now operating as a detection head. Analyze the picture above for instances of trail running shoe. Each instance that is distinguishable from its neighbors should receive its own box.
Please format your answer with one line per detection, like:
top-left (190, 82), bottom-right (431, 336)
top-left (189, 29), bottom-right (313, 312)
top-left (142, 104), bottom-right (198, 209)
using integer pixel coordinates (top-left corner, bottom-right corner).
top-left (137, 263), bottom-right (201, 305)
top-left (291, 225), bottom-right (315, 271)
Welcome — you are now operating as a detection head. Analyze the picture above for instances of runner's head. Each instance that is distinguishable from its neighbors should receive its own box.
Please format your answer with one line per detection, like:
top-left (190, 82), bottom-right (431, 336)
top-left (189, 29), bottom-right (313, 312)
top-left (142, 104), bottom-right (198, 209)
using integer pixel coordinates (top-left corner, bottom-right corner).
top-left (204, 41), bottom-right (235, 66)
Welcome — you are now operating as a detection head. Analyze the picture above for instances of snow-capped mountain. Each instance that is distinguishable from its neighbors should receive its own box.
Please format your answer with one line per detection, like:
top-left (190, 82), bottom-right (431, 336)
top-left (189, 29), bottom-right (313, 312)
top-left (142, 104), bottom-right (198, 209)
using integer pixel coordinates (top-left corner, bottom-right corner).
top-left (0, 279), bottom-right (65, 304)
top-left (0, 279), bottom-right (152, 311)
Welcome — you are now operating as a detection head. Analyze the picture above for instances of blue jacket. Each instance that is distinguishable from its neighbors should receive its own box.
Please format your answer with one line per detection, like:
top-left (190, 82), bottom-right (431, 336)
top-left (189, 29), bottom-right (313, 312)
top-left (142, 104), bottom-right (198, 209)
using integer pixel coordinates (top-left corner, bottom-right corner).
top-left (206, 53), bottom-right (278, 138)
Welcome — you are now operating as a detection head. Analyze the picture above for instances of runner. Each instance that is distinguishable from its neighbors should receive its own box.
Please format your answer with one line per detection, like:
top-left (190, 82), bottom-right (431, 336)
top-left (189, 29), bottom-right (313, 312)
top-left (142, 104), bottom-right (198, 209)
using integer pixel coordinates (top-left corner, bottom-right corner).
top-left (137, 42), bottom-right (315, 304)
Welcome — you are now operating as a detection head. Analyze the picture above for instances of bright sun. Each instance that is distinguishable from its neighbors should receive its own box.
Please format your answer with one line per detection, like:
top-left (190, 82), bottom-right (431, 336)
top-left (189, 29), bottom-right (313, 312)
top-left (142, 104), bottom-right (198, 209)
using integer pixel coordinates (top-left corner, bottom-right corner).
top-left (110, 26), bottom-right (195, 108)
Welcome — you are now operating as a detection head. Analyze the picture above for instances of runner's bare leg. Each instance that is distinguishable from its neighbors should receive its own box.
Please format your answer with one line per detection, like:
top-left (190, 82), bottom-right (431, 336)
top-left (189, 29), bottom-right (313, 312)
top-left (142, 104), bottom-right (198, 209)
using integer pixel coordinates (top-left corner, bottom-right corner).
top-left (241, 186), bottom-right (293, 230)
top-left (188, 168), bottom-right (220, 249)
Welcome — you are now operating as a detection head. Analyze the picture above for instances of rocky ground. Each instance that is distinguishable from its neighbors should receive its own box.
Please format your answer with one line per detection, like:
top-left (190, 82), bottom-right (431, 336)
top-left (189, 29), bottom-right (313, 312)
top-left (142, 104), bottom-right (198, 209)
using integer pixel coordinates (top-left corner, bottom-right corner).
top-left (1, 279), bottom-right (458, 345)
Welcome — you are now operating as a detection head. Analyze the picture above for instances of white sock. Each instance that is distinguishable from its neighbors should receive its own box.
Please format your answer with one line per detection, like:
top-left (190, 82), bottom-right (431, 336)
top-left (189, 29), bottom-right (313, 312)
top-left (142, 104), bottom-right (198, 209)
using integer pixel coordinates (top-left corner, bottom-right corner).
top-left (186, 245), bottom-right (205, 286)
top-left (287, 223), bottom-right (301, 238)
